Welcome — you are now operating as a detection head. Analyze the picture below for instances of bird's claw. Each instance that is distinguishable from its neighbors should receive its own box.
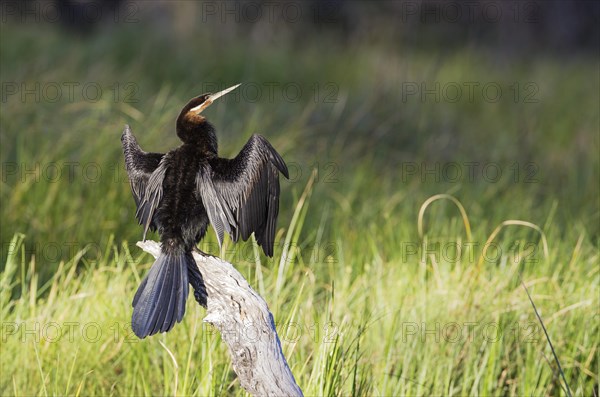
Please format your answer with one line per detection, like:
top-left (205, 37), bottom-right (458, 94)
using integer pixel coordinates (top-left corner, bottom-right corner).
top-left (193, 247), bottom-right (214, 257)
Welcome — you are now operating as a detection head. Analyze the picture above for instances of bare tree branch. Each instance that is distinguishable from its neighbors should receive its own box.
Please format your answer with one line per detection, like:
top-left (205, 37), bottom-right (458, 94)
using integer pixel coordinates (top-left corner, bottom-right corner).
top-left (137, 240), bottom-right (303, 397)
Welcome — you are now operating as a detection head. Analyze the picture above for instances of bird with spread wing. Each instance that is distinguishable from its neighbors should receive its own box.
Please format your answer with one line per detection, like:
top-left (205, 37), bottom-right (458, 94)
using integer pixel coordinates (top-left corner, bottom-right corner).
top-left (121, 84), bottom-right (288, 338)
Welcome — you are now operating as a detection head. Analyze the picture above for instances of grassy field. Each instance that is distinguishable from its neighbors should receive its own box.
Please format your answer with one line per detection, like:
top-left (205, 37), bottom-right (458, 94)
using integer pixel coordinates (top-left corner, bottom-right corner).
top-left (1, 9), bottom-right (599, 396)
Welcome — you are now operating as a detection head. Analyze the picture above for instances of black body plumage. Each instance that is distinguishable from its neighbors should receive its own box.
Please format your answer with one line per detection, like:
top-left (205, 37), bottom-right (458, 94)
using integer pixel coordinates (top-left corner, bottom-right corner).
top-left (121, 91), bottom-right (288, 338)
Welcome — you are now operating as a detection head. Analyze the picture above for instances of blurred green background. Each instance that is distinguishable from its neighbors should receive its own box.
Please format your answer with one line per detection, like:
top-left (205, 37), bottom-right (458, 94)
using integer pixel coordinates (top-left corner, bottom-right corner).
top-left (1, 1), bottom-right (598, 395)
top-left (2, 0), bottom-right (598, 270)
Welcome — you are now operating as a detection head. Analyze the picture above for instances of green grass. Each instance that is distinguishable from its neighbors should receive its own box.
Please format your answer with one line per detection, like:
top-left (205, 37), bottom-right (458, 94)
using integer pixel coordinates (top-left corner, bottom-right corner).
top-left (1, 16), bottom-right (599, 396)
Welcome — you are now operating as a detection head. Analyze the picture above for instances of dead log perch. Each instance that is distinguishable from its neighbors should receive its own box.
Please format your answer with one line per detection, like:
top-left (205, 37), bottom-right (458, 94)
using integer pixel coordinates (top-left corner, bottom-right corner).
top-left (137, 240), bottom-right (303, 397)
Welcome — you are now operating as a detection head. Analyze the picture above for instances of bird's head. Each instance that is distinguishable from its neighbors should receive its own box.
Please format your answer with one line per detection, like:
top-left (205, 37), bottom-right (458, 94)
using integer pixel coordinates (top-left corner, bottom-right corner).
top-left (176, 84), bottom-right (241, 149)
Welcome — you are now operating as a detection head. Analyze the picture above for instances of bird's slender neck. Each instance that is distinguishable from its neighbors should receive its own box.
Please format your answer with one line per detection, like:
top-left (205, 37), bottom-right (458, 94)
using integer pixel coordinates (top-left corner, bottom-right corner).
top-left (176, 112), bottom-right (218, 155)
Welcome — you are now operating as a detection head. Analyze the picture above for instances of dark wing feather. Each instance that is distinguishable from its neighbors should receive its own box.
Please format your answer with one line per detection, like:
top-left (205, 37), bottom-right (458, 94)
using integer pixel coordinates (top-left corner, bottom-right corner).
top-left (196, 165), bottom-right (235, 248)
top-left (200, 134), bottom-right (288, 257)
top-left (121, 125), bottom-right (166, 239)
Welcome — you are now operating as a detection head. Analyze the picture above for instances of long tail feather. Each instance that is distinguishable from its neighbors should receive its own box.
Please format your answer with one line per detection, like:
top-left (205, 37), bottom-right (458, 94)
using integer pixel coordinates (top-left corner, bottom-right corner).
top-left (131, 250), bottom-right (191, 338)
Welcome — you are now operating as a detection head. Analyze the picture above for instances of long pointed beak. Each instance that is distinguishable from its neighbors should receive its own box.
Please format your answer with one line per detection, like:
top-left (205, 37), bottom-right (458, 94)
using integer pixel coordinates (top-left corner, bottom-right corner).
top-left (191, 83), bottom-right (241, 114)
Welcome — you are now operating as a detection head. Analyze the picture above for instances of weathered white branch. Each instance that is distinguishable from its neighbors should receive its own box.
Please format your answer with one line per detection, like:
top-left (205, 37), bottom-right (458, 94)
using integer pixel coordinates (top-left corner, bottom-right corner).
top-left (137, 240), bottom-right (303, 397)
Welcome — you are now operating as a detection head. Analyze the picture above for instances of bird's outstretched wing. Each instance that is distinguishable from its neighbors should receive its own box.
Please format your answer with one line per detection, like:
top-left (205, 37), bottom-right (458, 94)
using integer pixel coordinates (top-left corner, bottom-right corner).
top-left (197, 134), bottom-right (289, 257)
top-left (121, 125), bottom-right (167, 239)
